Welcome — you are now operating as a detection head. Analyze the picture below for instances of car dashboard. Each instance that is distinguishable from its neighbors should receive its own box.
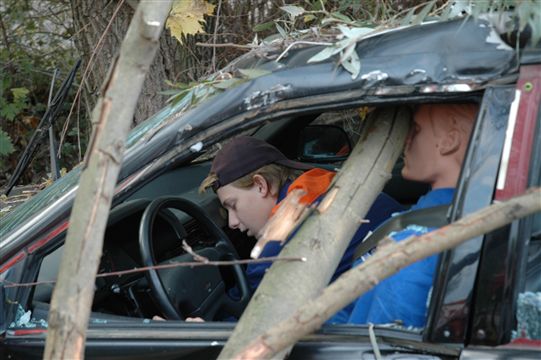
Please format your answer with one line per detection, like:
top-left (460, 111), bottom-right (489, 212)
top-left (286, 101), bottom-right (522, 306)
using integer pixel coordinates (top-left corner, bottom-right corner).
top-left (31, 162), bottom-right (243, 320)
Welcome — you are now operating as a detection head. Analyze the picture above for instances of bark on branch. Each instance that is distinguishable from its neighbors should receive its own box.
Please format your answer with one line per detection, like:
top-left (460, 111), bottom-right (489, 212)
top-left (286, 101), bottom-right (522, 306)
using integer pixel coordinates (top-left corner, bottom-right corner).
top-left (44, 2), bottom-right (173, 359)
top-left (235, 187), bottom-right (541, 359)
top-left (219, 108), bottom-right (410, 359)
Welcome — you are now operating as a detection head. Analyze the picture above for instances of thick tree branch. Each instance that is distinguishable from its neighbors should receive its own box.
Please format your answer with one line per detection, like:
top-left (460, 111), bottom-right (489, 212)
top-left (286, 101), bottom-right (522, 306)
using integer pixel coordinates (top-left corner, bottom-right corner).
top-left (43, 2), bottom-right (173, 359)
top-left (235, 187), bottom-right (541, 359)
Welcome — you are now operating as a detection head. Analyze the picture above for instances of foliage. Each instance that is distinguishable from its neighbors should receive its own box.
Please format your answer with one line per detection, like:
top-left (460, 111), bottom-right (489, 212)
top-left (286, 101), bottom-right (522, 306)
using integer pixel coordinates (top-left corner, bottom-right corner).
top-left (162, 68), bottom-right (270, 110)
top-left (307, 25), bottom-right (372, 79)
top-left (0, 87), bottom-right (30, 121)
top-left (166, 0), bottom-right (215, 44)
top-left (0, 129), bottom-right (15, 156)
top-left (256, 0), bottom-right (541, 79)
top-left (0, 0), bottom-right (79, 187)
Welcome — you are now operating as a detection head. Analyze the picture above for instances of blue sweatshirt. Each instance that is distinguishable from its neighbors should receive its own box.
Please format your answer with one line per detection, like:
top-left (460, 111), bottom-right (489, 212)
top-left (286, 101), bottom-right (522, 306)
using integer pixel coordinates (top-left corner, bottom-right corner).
top-left (328, 188), bottom-right (455, 327)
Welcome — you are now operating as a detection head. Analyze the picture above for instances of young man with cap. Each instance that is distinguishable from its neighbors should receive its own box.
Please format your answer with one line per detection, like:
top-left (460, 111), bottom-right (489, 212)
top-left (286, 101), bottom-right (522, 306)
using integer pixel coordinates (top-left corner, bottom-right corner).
top-left (200, 136), bottom-right (404, 294)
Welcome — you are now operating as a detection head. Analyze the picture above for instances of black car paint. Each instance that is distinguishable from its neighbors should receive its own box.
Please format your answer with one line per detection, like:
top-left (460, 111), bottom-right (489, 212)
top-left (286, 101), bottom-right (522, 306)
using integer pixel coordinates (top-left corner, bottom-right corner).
top-left (4, 324), bottom-right (457, 360)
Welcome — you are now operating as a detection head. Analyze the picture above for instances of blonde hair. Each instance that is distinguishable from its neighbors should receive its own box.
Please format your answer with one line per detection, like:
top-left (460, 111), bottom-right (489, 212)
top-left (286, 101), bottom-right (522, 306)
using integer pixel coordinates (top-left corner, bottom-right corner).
top-left (199, 163), bottom-right (303, 194)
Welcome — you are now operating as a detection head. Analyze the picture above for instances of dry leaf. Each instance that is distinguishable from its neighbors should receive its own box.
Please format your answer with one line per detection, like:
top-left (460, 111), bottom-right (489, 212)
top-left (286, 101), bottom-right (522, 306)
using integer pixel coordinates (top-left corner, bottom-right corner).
top-left (166, 0), bottom-right (215, 44)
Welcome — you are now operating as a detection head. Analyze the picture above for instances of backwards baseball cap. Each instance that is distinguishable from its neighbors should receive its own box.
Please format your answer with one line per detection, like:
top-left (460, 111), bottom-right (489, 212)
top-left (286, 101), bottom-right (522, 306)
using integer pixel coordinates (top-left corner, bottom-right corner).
top-left (210, 136), bottom-right (312, 191)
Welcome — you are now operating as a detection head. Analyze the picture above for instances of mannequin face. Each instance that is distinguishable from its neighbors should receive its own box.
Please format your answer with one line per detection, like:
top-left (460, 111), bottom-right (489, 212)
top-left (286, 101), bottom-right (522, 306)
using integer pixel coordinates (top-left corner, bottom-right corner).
top-left (402, 105), bottom-right (446, 187)
top-left (216, 175), bottom-right (277, 238)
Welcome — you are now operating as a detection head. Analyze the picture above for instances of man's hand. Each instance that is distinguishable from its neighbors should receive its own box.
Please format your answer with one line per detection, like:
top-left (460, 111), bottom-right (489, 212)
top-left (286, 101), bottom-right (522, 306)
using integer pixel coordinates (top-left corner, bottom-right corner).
top-left (152, 315), bottom-right (204, 322)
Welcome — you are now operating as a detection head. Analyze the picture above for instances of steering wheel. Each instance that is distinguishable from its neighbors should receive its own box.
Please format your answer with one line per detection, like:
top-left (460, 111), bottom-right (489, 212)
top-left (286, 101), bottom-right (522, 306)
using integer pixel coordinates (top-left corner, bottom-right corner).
top-left (138, 196), bottom-right (251, 321)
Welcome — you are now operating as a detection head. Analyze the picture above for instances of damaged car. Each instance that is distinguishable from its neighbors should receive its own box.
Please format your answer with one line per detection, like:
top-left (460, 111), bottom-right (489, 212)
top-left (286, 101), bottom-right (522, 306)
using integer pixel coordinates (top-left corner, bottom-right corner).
top-left (1, 16), bottom-right (540, 359)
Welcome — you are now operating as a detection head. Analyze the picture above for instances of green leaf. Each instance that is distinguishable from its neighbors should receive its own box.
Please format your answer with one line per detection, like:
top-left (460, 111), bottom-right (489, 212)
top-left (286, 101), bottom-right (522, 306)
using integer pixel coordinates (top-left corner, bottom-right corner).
top-left (275, 22), bottom-right (287, 38)
top-left (334, 38), bottom-right (352, 51)
top-left (26, 20), bottom-right (36, 31)
top-left (338, 0), bottom-right (353, 11)
top-left (254, 21), bottom-right (275, 32)
top-left (340, 43), bottom-right (356, 63)
top-left (164, 79), bottom-right (177, 87)
top-left (159, 89), bottom-right (184, 96)
top-left (337, 25), bottom-right (373, 39)
top-left (308, 45), bottom-right (341, 63)
top-left (11, 87), bottom-right (29, 101)
top-left (238, 68), bottom-right (271, 79)
top-left (164, 80), bottom-right (194, 91)
top-left (67, 128), bottom-right (79, 137)
top-left (321, 17), bottom-right (338, 25)
top-left (212, 78), bottom-right (245, 89)
top-left (303, 14), bottom-right (317, 23)
top-left (400, 7), bottom-right (416, 26)
top-left (280, 5), bottom-right (305, 20)
top-left (0, 129), bottom-right (15, 156)
top-left (1, 103), bottom-right (18, 121)
top-left (331, 12), bottom-right (352, 23)
top-left (312, 0), bottom-right (325, 11)
top-left (412, 1), bottom-right (436, 26)
top-left (341, 50), bottom-right (361, 79)
top-left (167, 89), bottom-right (191, 104)
top-left (351, 2), bottom-right (361, 12)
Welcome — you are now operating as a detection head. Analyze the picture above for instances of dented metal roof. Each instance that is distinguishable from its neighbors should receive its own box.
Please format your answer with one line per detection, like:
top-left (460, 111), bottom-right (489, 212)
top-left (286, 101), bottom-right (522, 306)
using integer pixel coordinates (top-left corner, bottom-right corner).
top-left (0, 17), bottom-right (523, 248)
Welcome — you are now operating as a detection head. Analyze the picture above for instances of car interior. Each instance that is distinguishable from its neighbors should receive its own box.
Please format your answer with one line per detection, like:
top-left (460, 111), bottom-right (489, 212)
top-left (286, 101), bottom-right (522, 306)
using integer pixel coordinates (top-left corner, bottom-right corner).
top-left (27, 106), bottom-right (428, 322)
top-left (24, 101), bottom-right (540, 328)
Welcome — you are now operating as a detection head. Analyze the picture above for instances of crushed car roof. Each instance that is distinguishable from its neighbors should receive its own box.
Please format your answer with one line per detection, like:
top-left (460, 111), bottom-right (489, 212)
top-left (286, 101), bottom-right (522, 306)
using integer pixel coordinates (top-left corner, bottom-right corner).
top-left (0, 17), bottom-right (520, 246)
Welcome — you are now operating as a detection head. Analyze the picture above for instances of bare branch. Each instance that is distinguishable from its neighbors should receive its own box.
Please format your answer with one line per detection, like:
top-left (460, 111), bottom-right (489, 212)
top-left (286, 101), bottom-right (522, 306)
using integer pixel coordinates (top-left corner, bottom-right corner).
top-left (3, 254), bottom-right (306, 289)
top-left (211, 0), bottom-right (223, 72)
top-left (0, 13), bottom-right (11, 55)
top-left (195, 42), bottom-right (254, 49)
top-left (182, 239), bottom-right (210, 262)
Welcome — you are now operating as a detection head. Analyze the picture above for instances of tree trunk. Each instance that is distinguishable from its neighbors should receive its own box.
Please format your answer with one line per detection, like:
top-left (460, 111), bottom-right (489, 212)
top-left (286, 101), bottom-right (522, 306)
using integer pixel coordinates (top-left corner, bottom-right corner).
top-left (69, 0), bottom-right (284, 127)
top-left (219, 108), bottom-right (410, 359)
top-left (44, 2), bottom-right (172, 359)
top-left (70, 0), bottom-right (181, 125)
top-left (234, 187), bottom-right (541, 359)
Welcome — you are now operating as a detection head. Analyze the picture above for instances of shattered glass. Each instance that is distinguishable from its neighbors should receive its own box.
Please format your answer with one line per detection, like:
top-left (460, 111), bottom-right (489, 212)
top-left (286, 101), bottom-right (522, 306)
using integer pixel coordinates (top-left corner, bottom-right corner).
top-left (9, 304), bottom-right (48, 329)
top-left (513, 292), bottom-right (541, 340)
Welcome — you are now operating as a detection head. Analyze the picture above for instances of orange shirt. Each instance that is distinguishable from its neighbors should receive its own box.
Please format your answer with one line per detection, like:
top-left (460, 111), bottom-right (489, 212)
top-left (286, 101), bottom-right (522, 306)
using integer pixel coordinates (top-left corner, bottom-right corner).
top-left (271, 168), bottom-right (336, 214)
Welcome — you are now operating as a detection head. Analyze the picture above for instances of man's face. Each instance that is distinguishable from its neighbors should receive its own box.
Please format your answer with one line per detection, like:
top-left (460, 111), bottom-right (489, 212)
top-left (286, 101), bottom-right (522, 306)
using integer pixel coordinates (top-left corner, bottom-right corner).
top-left (216, 182), bottom-right (276, 238)
top-left (401, 105), bottom-right (441, 184)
